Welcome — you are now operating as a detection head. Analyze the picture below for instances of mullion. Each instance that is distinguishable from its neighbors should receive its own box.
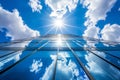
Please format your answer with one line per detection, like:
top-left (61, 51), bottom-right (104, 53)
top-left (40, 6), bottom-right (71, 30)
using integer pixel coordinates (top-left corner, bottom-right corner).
top-left (73, 40), bottom-right (120, 70)
top-left (52, 45), bottom-right (59, 80)
top-left (65, 41), bottom-right (94, 80)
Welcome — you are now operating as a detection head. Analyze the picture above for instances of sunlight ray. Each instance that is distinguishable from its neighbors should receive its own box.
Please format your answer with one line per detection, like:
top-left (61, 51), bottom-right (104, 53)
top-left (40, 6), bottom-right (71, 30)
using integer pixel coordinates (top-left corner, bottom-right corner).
top-left (64, 24), bottom-right (81, 29)
top-left (37, 24), bottom-right (54, 29)
top-left (59, 27), bottom-right (63, 34)
top-left (64, 27), bottom-right (80, 35)
top-left (55, 26), bottom-right (59, 34)
top-left (44, 26), bottom-right (55, 35)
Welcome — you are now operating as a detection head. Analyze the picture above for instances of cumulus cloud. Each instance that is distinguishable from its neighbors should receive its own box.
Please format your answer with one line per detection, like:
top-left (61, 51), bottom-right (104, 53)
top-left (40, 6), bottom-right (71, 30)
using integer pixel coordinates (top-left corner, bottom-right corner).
top-left (45, 0), bottom-right (78, 18)
top-left (81, 0), bottom-right (116, 46)
top-left (83, 26), bottom-right (100, 46)
top-left (101, 24), bottom-right (120, 45)
top-left (28, 0), bottom-right (42, 12)
top-left (28, 0), bottom-right (79, 18)
top-left (81, 0), bottom-right (116, 25)
top-left (0, 6), bottom-right (40, 69)
top-left (30, 59), bottom-right (43, 73)
top-left (0, 7), bottom-right (40, 40)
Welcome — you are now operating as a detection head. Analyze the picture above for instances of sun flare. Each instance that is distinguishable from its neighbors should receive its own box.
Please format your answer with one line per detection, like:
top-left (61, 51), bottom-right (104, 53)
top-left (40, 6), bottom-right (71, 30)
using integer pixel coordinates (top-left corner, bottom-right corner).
top-left (53, 18), bottom-right (64, 28)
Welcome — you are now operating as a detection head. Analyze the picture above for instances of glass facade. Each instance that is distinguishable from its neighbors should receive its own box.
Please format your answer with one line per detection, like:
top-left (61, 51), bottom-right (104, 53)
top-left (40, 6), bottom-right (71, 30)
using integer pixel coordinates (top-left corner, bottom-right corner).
top-left (0, 34), bottom-right (120, 80)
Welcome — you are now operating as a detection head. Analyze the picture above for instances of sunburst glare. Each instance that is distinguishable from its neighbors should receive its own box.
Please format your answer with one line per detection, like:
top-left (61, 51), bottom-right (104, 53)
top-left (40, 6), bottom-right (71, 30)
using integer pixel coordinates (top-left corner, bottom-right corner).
top-left (53, 18), bottom-right (64, 28)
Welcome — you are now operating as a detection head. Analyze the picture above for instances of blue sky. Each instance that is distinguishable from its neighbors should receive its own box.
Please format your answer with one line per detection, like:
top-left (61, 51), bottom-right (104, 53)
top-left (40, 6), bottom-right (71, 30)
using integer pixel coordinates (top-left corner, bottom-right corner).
top-left (0, 0), bottom-right (120, 42)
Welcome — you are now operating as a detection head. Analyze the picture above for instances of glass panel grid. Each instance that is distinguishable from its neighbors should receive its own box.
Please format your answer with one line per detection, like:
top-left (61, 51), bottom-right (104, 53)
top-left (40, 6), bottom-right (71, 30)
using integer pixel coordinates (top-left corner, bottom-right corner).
top-left (0, 34), bottom-right (120, 80)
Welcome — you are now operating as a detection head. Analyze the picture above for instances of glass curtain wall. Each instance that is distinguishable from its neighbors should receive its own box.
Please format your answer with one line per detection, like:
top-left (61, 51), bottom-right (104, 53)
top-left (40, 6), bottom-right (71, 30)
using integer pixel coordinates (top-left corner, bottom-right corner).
top-left (0, 34), bottom-right (120, 80)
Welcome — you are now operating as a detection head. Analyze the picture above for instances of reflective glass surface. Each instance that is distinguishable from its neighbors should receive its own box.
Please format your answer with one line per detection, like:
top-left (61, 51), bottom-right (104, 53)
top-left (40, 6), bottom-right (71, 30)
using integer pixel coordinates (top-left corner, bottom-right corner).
top-left (0, 34), bottom-right (120, 80)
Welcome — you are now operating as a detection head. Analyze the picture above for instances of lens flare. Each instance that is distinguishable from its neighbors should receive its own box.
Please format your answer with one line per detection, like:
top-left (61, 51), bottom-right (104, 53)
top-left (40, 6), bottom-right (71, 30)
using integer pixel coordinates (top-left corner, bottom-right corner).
top-left (53, 19), bottom-right (64, 28)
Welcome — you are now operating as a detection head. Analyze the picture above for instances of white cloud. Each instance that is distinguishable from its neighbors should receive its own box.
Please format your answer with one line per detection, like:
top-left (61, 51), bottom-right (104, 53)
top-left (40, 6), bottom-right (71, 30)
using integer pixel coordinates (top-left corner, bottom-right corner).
top-left (81, 3), bottom-right (119, 77)
top-left (45, 0), bottom-right (78, 18)
top-left (28, 0), bottom-right (42, 12)
top-left (81, 0), bottom-right (116, 46)
top-left (0, 6), bottom-right (40, 69)
top-left (81, 0), bottom-right (116, 25)
top-left (30, 59), bottom-right (43, 73)
top-left (83, 26), bottom-right (100, 46)
top-left (101, 24), bottom-right (120, 45)
top-left (0, 7), bottom-right (40, 40)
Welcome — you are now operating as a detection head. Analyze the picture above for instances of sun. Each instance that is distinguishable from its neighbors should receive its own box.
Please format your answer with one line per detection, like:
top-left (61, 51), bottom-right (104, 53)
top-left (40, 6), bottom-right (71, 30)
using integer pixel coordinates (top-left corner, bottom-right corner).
top-left (53, 18), bottom-right (64, 28)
